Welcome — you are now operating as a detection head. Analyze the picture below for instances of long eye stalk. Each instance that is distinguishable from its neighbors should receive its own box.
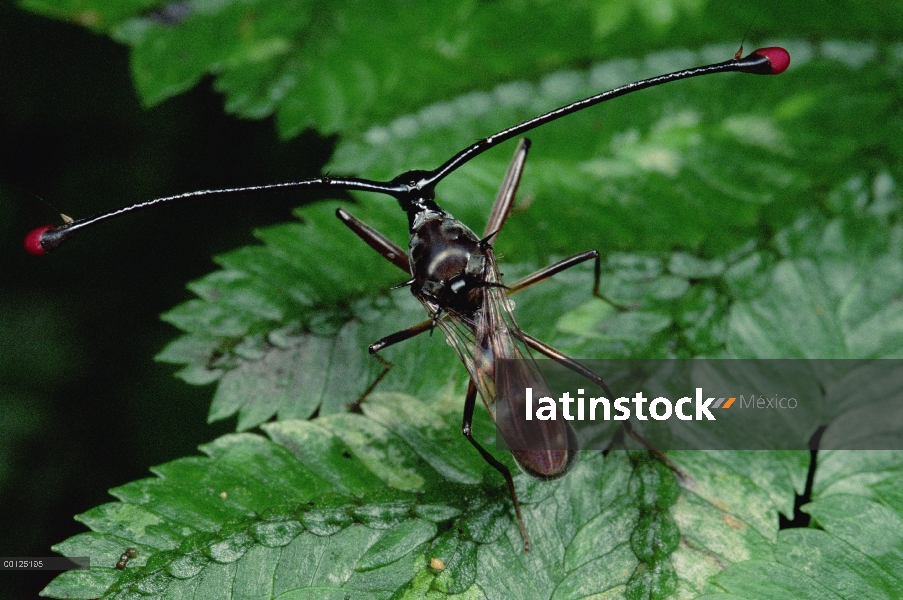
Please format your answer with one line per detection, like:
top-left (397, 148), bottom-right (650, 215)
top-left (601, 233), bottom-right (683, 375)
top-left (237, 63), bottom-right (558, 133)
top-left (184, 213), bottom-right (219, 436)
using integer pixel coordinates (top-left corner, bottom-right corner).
top-left (24, 47), bottom-right (788, 256)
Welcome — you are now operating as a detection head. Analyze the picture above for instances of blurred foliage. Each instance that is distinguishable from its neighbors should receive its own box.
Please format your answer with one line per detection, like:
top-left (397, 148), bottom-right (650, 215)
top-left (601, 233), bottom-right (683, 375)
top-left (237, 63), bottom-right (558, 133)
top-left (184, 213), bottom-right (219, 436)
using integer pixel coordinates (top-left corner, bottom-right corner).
top-left (8, 0), bottom-right (903, 598)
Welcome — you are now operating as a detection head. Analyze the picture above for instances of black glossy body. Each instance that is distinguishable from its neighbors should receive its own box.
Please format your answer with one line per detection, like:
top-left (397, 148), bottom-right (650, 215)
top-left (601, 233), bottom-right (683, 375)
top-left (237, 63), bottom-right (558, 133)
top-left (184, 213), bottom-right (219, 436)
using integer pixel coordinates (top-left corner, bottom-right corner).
top-left (397, 171), bottom-right (578, 482)
top-left (408, 209), bottom-right (487, 315)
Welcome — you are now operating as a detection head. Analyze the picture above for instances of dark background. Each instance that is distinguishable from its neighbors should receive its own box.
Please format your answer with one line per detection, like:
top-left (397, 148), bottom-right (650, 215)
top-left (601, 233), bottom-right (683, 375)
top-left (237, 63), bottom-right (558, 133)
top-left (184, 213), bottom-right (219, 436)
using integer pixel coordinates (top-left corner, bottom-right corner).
top-left (0, 3), bottom-right (334, 596)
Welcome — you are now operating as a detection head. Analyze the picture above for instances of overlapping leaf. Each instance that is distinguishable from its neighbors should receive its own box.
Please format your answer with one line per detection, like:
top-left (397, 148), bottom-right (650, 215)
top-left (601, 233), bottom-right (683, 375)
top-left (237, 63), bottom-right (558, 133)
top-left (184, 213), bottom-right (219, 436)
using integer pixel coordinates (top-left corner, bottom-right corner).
top-left (41, 397), bottom-right (815, 599)
top-left (19, 0), bottom-right (903, 139)
top-left (696, 451), bottom-right (903, 599)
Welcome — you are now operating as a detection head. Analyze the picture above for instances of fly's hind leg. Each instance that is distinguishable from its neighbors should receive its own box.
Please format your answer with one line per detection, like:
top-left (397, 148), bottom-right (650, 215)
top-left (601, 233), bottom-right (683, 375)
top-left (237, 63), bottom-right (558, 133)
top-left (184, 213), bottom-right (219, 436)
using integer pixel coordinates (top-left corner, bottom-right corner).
top-left (520, 333), bottom-right (684, 479)
top-left (462, 379), bottom-right (531, 552)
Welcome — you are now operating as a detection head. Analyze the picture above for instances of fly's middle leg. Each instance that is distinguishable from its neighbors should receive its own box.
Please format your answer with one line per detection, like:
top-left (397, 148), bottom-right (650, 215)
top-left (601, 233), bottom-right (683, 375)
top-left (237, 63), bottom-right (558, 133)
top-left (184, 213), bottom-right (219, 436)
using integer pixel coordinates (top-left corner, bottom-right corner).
top-left (508, 250), bottom-right (629, 310)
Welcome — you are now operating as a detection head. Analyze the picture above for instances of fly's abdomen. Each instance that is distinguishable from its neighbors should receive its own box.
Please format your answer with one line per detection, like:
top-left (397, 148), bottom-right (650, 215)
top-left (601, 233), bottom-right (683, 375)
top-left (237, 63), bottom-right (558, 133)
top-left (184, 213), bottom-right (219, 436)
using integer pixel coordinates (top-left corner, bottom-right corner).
top-left (495, 362), bottom-right (579, 480)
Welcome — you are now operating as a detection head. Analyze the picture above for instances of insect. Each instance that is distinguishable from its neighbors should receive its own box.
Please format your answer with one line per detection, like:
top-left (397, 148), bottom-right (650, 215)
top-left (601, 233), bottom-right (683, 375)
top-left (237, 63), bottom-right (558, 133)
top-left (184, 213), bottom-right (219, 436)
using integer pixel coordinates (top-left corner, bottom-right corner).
top-left (25, 47), bottom-right (789, 551)
top-left (115, 548), bottom-right (138, 570)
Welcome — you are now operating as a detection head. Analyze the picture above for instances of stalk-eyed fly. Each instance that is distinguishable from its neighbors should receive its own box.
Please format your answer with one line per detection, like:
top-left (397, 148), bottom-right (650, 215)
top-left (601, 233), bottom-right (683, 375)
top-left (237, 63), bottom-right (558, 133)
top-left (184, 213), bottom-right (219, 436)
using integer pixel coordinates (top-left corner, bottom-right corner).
top-left (25, 47), bottom-right (789, 550)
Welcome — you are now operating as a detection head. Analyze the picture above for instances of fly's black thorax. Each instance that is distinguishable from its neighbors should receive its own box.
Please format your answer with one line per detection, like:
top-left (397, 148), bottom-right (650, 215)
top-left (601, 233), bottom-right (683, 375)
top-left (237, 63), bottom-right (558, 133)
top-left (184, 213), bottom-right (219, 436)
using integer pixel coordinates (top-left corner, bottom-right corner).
top-left (407, 211), bottom-right (488, 316)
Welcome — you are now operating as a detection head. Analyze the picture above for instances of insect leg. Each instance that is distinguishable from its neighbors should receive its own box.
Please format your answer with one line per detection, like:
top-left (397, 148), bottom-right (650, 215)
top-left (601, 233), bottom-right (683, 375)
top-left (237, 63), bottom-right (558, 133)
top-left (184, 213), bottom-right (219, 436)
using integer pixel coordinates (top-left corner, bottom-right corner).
top-left (483, 139), bottom-right (530, 244)
top-left (333, 207), bottom-right (420, 407)
top-left (368, 320), bottom-right (432, 354)
top-left (333, 207), bottom-right (435, 351)
top-left (508, 250), bottom-right (600, 294)
top-left (619, 421), bottom-right (685, 479)
top-left (461, 378), bottom-right (531, 552)
top-left (335, 207), bottom-right (410, 273)
top-left (508, 250), bottom-right (629, 310)
top-left (519, 333), bottom-right (684, 478)
top-left (346, 352), bottom-right (394, 413)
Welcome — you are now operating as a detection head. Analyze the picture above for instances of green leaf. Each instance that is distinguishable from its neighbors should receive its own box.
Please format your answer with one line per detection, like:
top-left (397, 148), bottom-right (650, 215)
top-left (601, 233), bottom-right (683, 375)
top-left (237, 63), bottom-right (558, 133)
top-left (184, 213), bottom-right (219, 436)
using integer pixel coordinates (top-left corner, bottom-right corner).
top-left (118, 40), bottom-right (900, 430)
top-left (42, 402), bottom-right (704, 599)
top-left (357, 519), bottom-right (437, 571)
top-left (699, 452), bottom-right (903, 599)
top-left (48, 72), bottom-right (903, 599)
top-left (43, 407), bottom-right (452, 598)
top-left (45, 425), bottom-right (810, 598)
top-left (668, 451), bottom-right (807, 596)
top-left (20, 0), bottom-right (903, 140)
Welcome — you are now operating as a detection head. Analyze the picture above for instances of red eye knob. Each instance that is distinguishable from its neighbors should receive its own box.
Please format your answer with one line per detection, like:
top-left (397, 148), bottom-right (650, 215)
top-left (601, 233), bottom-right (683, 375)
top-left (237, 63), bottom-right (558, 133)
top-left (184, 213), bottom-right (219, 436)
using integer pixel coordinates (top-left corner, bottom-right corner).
top-left (751, 47), bottom-right (790, 74)
top-left (24, 225), bottom-right (54, 256)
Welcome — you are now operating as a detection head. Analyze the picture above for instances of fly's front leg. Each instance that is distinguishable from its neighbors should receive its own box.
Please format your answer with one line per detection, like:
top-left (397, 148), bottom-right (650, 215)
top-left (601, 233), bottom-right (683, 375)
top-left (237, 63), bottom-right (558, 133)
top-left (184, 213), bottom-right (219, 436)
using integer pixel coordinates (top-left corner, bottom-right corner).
top-left (336, 207), bottom-right (410, 273)
top-left (507, 250), bottom-right (629, 310)
top-left (462, 379), bottom-right (530, 552)
top-left (520, 333), bottom-right (684, 479)
top-left (483, 139), bottom-right (530, 244)
top-left (335, 207), bottom-right (422, 411)
top-left (335, 206), bottom-right (434, 352)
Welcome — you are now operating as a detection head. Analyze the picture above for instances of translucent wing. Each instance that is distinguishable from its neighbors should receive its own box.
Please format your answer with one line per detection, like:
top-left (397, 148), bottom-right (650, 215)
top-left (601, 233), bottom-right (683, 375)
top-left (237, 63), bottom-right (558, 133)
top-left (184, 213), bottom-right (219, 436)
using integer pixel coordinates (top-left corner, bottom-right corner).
top-left (423, 248), bottom-right (578, 479)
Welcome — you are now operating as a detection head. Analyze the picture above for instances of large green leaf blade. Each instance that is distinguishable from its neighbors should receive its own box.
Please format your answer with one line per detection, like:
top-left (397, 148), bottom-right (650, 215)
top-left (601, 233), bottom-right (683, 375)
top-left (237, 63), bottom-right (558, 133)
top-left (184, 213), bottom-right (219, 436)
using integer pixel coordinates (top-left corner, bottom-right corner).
top-left (41, 406), bottom-right (458, 599)
top-left (41, 399), bottom-right (705, 600)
